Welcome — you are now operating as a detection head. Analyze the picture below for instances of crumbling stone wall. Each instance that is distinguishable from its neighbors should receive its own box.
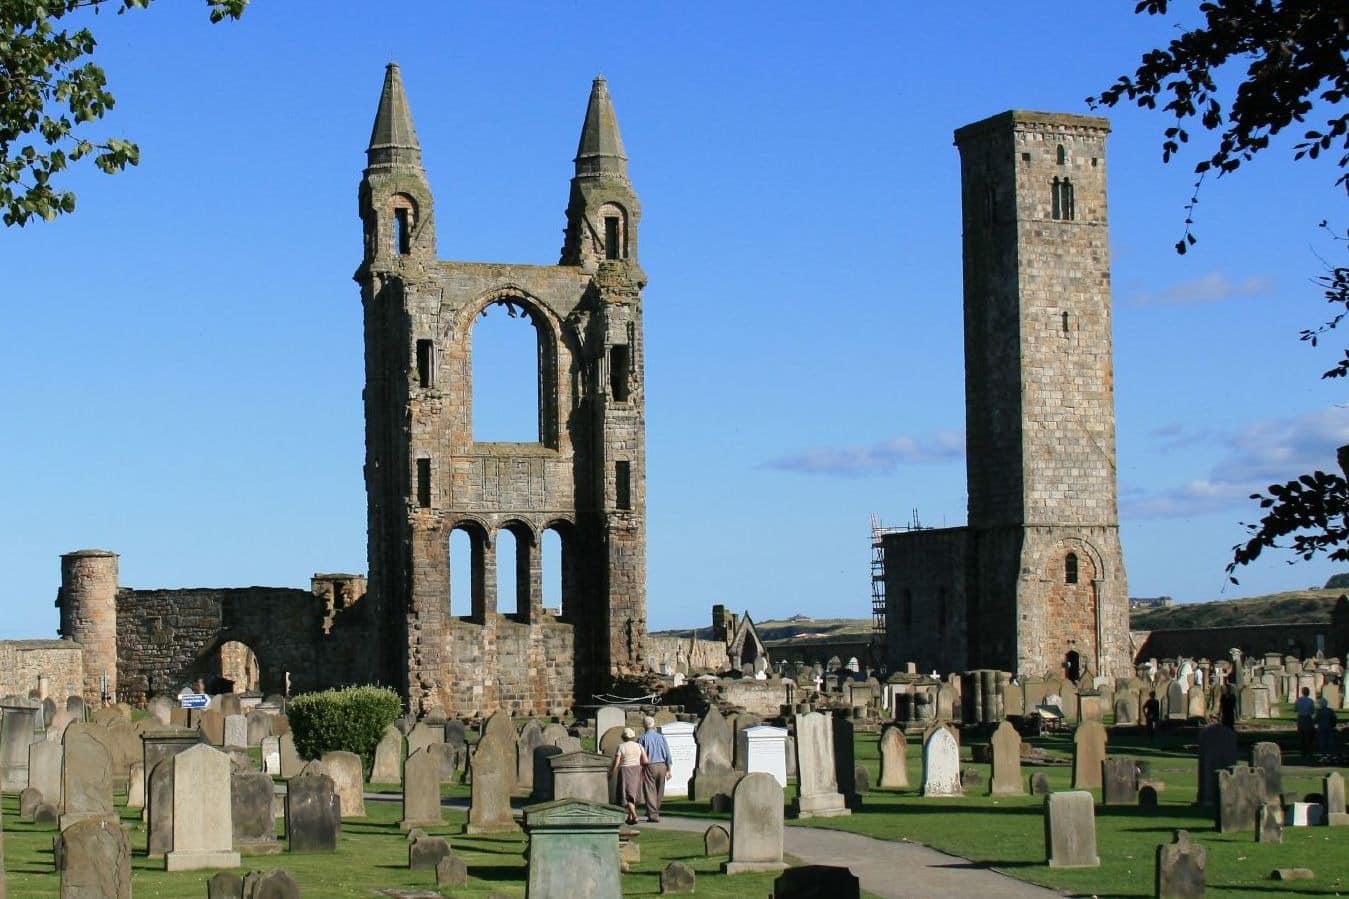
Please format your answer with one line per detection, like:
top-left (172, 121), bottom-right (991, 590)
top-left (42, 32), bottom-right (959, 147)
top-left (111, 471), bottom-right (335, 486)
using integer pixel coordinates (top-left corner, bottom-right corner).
top-left (0, 640), bottom-right (83, 705)
top-left (1136, 624), bottom-right (1328, 663)
top-left (883, 528), bottom-right (969, 673)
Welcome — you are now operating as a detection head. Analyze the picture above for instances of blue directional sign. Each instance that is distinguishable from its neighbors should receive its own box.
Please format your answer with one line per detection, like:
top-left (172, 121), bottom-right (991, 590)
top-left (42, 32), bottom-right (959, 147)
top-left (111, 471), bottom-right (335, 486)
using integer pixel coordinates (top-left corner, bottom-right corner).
top-left (179, 693), bottom-right (209, 710)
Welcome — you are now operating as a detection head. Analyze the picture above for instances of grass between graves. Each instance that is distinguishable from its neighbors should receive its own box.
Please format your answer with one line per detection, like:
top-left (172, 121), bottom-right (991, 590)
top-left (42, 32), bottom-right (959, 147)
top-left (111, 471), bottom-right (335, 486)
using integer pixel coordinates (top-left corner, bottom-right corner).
top-left (669, 721), bottom-right (1349, 898)
top-left (0, 788), bottom-right (791, 898)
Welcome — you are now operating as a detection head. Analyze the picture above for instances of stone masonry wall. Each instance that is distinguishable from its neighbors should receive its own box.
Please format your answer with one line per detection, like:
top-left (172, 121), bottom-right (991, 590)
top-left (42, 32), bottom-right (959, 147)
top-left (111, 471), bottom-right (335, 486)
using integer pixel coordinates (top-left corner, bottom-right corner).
top-left (883, 527), bottom-right (970, 673)
top-left (0, 640), bottom-right (83, 705)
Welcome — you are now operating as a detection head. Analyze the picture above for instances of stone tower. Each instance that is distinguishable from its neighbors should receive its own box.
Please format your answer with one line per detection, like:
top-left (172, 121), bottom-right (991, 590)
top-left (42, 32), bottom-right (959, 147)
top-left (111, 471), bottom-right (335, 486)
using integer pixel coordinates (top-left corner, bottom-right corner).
top-left (56, 549), bottom-right (118, 703)
top-left (954, 110), bottom-right (1129, 678)
top-left (356, 66), bottom-right (648, 716)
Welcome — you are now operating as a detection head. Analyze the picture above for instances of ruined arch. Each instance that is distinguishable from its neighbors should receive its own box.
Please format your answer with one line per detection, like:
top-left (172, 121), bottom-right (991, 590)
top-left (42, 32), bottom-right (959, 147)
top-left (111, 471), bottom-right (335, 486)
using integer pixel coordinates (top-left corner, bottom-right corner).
top-left (449, 518), bottom-right (492, 621)
top-left (495, 519), bottom-right (538, 620)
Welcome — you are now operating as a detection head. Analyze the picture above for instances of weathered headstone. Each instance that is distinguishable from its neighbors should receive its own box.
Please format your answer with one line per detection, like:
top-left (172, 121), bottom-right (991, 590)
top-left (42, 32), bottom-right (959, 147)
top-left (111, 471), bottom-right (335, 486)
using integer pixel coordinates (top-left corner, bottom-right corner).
top-left (146, 757), bottom-right (174, 857)
top-left (1029, 771), bottom-right (1051, 796)
top-left (285, 771), bottom-right (340, 853)
top-left (661, 860), bottom-right (697, 894)
top-left (244, 869), bottom-right (301, 899)
top-left (831, 715), bottom-right (859, 809)
top-left (245, 711), bottom-right (272, 748)
top-left (549, 751), bottom-right (610, 804)
top-left (146, 696), bottom-right (174, 727)
top-left (660, 721), bottom-right (696, 798)
top-left (596, 707), bottom-right (625, 743)
top-left (223, 714), bottom-right (248, 749)
top-left (126, 760), bottom-right (144, 810)
top-left (400, 748), bottom-right (445, 830)
top-left (278, 734), bottom-right (303, 779)
top-left (723, 772), bottom-right (787, 874)
top-left (1217, 764), bottom-right (1267, 833)
top-left (743, 724), bottom-right (789, 787)
top-left (60, 724), bottom-right (114, 829)
top-left (200, 710), bottom-right (225, 746)
top-left (1072, 720), bottom-right (1107, 790)
top-left (530, 744), bottom-right (563, 802)
top-left (1257, 800), bottom-right (1283, 843)
top-left (19, 785), bottom-right (42, 820)
top-left (28, 739), bottom-right (62, 808)
top-left (523, 799), bottom-right (625, 896)
top-left (1155, 829), bottom-right (1205, 899)
top-left (409, 834), bottom-right (451, 870)
top-left (261, 736), bottom-right (281, 775)
top-left (56, 816), bottom-right (131, 898)
top-left (989, 720), bottom-right (1022, 796)
top-left (371, 725), bottom-right (403, 784)
top-left (878, 725), bottom-right (909, 789)
top-left (704, 823), bottom-right (730, 856)
top-left (516, 720), bottom-right (545, 794)
top-left (1045, 791), bottom-right (1099, 868)
top-left (207, 871), bottom-right (242, 899)
top-left (1325, 771), bottom-right (1348, 825)
top-left (231, 769), bottom-right (279, 854)
top-left (1197, 723), bottom-right (1238, 806)
top-left (166, 744), bottom-right (240, 871)
top-left (1102, 757), bottom-right (1139, 805)
top-left (0, 704), bottom-right (39, 792)
top-left (922, 725), bottom-right (962, 797)
top-left (466, 713), bottom-right (519, 834)
top-left (436, 853), bottom-right (469, 889)
top-left (1251, 741), bottom-right (1282, 797)
top-left (406, 721), bottom-right (443, 758)
top-left (690, 706), bottom-right (738, 803)
top-left (320, 751), bottom-right (366, 818)
top-left (792, 712), bottom-right (849, 817)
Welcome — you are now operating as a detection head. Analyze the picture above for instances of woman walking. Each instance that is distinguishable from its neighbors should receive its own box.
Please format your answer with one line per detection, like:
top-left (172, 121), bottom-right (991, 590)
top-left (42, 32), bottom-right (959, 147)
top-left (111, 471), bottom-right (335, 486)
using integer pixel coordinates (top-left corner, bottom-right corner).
top-left (610, 727), bottom-right (649, 825)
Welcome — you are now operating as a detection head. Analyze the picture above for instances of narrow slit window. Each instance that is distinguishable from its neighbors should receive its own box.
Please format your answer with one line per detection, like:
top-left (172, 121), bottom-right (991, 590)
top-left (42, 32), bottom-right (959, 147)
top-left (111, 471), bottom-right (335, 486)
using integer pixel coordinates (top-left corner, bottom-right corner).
top-left (1052, 178), bottom-right (1062, 220)
top-left (416, 339), bottom-right (434, 389)
top-left (1065, 552), bottom-right (1079, 585)
top-left (609, 344), bottom-right (630, 402)
top-left (416, 458), bottom-right (431, 508)
top-left (1056, 144), bottom-right (1067, 166)
top-left (1062, 311), bottom-right (1070, 334)
top-left (604, 216), bottom-right (621, 260)
top-left (615, 461), bottom-right (631, 510)
top-left (394, 207), bottom-right (412, 255)
top-left (1051, 178), bottom-right (1075, 221)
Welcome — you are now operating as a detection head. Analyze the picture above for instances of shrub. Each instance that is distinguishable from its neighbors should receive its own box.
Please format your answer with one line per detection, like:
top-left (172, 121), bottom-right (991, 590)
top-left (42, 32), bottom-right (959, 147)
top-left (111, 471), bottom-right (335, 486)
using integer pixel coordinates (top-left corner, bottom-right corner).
top-left (287, 685), bottom-right (402, 774)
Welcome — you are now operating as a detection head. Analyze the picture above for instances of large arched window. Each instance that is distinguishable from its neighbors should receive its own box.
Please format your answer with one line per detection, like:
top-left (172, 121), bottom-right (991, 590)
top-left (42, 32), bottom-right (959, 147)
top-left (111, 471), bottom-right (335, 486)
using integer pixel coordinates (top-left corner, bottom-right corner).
top-left (450, 523), bottom-right (488, 620)
top-left (472, 298), bottom-right (542, 442)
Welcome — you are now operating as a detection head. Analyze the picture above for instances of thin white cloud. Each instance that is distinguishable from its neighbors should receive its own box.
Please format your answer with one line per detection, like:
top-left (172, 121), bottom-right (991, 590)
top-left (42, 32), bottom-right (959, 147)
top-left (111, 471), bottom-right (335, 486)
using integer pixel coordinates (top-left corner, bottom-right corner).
top-left (1125, 407), bottom-right (1349, 519)
top-left (763, 431), bottom-right (964, 477)
top-left (1128, 271), bottom-right (1273, 307)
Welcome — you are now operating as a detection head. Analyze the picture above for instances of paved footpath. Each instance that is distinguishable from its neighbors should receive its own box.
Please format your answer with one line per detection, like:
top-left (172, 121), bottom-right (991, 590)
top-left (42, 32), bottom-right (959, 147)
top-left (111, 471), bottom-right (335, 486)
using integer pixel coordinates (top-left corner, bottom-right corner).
top-left (647, 814), bottom-right (1060, 899)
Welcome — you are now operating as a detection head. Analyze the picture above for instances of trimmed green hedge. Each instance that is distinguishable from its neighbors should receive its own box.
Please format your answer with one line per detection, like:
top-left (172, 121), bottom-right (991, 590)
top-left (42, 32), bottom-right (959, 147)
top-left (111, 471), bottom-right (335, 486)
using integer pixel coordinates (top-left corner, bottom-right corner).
top-left (287, 685), bottom-right (401, 774)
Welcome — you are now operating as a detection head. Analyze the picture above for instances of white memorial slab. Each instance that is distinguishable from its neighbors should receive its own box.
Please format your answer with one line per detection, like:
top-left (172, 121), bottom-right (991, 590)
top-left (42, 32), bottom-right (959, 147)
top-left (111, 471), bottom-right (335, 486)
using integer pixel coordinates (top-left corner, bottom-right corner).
top-left (742, 725), bottom-right (788, 787)
top-left (660, 721), bottom-right (696, 798)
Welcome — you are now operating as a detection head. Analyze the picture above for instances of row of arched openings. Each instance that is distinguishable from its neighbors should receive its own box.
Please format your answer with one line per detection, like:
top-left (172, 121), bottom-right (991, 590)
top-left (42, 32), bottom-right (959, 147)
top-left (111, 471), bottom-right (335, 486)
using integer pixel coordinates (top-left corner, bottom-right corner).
top-left (449, 523), bottom-right (573, 617)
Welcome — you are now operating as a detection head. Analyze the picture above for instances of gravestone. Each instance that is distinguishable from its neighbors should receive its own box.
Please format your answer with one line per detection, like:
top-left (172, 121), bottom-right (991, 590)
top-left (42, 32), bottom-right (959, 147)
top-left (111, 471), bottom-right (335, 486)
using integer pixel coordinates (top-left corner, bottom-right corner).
top-left (1288, 801), bottom-right (1324, 826)
top-left (435, 853), bottom-right (469, 889)
top-left (231, 769), bottom-right (279, 855)
top-left (244, 869), bottom-right (301, 899)
top-left (523, 799), bottom-right (625, 896)
top-left (661, 860), bottom-right (697, 894)
top-left (400, 748), bottom-right (444, 830)
top-left (166, 744), bottom-right (240, 871)
top-left (773, 865), bottom-right (862, 899)
top-left (409, 835), bottom-right (451, 870)
top-left (28, 740), bottom-right (62, 808)
top-left (989, 720), bottom-right (1022, 796)
top-left (922, 726), bottom-right (962, 797)
top-left (1166, 681), bottom-right (1186, 720)
top-left (220, 695), bottom-right (241, 717)
top-left (550, 751), bottom-right (610, 804)
top-left (19, 785), bottom-right (41, 819)
top-left (596, 707), bottom-right (625, 743)
top-left (34, 802), bottom-right (58, 826)
top-left (466, 714), bottom-right (519, 833)
top-left (208, 871), bottom-right (243, 899)
top-left (878, 725), bottom-right (909, 789)
top-left (407, 721), bottom-right (443, 758)
top-left (60, 724), bottom-right (114, 829)
top-left (245, 711), bottom-right (272, 748)
top-left (742, 725), bottom-right (788, 787)
top-left (443, 720), bottom-right (468, 773)
top-left (261, 736), bottom-right (281, 775)
top-left (1325, 771), bottom-right (1348, 825)
top-left (147, 696), bottom-right (174, 727)
top-left (0, 705), bottom-right (39, 792)
top-left (1251, 741), bottom-right (1282, 797)
top-left (541, 722), bottom-right (570, 747)
top-left (429, 743), bottom-right (460, 783)
top-left (690, 706), bottom-right (738, 803)
top-left (1045, 791), bottom-right (1100, 868)
top-left (530, 744), bottom-right (563, 802)
top-left (723, 772), bottom-right (788, 875)
top-left (791, 712), bottom-right (848, 817)
top-left (371, 725), bottom-right (403, 784)
top-left (704, 823), bottom-right (730, 856)
top-left (1196, 723), bottom-right (1238, 806)
top-left (200, 710), bottom-right (225, 746)
top-left (1113, 689), bottom-right (1138, 725)
top-left (146, 757), bottom-right (175, 857)
top-left (320, 751), bottom-right (366, 817)
top-left (1217, 764), bottom-right (1267, 833)
top-left (278, 734), bottom-right (303, 779)
top-left (285, 771), bottom-right (340, 853)
top-left (1257, 800), bottom-right (1283, 843)
top-left (831, 716), bottom-right (859, 809)
top-left (126, 761), bottom-right (144, 810)
top-left (140, 728), bottom-right (201, 811)
top-left (1072, 720), bottom-right (1107, 790)
top-left (56, 817), bottom-right (131, 898)
top-left (1155, 829), bottom-right (1205, 899)
top-left (223, 714), bottom-right (248, 749)
top-left (516, 720), bottom-right (545, 794)
top-left (1102, 757), bottom-right (1139, 805)
top-left (660, 721), bottom-right (696, 798)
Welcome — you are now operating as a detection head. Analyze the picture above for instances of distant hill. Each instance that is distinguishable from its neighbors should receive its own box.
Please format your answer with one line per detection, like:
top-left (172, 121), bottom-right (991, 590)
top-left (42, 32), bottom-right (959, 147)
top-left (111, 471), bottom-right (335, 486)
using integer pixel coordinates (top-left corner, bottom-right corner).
top-left (1130, 588), bottom-right (1346, 630)
top-left (650, 616), bottom-right (875, 643)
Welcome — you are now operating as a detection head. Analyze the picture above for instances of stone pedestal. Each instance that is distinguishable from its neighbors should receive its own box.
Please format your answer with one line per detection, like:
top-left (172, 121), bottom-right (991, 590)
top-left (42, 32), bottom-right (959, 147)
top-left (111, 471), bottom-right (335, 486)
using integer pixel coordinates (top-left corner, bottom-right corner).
top-left (550, 751), bottom-right (611, 805)
top-left (522, 799), bottom-right (625, 897)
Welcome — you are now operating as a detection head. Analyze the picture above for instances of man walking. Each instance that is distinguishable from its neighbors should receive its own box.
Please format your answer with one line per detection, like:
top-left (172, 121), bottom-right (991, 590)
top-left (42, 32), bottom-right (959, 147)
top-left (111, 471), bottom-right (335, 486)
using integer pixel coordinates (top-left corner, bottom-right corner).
top-left (638, 715), bottom-right (672, 823)
top-left (1296, 686), bottom-right (1317, 758)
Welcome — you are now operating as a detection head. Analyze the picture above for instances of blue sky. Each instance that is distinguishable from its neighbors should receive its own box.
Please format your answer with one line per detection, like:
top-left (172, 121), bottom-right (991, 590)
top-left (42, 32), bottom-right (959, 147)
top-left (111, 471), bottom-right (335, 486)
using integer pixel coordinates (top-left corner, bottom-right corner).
top-left (3, 2), bottom-right (1346, 638)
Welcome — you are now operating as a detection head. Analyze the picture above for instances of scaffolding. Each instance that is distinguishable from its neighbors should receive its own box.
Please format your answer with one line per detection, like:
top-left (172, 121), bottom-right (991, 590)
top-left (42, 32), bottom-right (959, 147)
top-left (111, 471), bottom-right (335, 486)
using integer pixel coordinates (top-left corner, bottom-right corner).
top-left (870, 513), bottom-right (886, 638)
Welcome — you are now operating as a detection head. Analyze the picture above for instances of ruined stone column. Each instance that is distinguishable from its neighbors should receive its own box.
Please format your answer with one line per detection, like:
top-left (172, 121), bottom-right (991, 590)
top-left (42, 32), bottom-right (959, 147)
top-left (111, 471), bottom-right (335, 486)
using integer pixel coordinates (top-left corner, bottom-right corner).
top-left (58, 549), bottom-right (119, 705)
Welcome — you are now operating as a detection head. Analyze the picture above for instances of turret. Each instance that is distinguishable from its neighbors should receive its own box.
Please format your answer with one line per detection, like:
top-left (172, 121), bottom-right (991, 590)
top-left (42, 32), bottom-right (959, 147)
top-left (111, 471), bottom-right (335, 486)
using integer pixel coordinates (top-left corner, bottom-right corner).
top-left (560, 76), bottom-right (642, 272)
top-left (358, 62), bottom-right (435, 271)
top-left (57, 549), bottom-right (119, 704)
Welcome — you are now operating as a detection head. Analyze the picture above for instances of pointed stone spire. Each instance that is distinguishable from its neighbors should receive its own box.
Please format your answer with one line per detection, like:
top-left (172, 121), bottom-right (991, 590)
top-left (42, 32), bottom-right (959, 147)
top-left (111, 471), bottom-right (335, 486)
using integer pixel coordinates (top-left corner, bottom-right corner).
top-left (367, 62), bottom-right (421, 169)
top-left (574, 75), bottom-right (628, 181)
